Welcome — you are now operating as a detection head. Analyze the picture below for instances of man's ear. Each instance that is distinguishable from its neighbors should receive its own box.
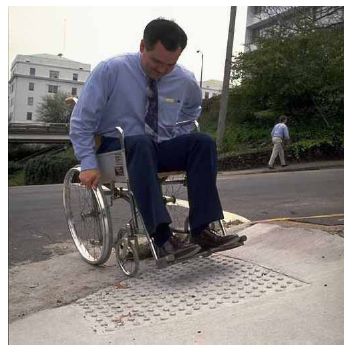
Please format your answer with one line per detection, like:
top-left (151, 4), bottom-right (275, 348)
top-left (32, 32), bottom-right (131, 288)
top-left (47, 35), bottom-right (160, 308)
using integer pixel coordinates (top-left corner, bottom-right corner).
top-left (139, 40), bottom-right (145, 53)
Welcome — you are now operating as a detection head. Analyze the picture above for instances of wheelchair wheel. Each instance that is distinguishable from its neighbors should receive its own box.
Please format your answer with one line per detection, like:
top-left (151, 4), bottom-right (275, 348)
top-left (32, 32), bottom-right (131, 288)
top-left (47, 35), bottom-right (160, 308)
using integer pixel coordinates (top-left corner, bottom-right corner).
top-left (161, 174), bottom-right (190, 234)
top-left (63, 166), bottom-right (113, 265)
top-left (115, 229), bottom-right (139, 276)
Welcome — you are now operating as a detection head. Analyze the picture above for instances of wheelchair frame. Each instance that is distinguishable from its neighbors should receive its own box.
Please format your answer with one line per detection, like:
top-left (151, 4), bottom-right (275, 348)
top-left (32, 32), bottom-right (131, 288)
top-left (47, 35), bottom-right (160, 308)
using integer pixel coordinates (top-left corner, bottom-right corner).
top-left (63, 122), bottom-right (229, 276)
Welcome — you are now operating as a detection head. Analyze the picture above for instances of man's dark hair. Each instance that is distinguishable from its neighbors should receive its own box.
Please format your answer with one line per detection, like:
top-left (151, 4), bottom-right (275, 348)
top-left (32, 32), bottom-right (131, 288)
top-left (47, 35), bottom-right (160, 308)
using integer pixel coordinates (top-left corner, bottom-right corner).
top-left (143, 18), bottom-right (187, 51)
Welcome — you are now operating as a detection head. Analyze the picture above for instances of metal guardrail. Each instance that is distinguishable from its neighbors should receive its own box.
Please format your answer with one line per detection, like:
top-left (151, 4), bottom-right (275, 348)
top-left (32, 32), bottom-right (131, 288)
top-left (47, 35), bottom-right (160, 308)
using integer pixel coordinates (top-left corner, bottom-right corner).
top-left (8, 122), bottom-right (69, 135)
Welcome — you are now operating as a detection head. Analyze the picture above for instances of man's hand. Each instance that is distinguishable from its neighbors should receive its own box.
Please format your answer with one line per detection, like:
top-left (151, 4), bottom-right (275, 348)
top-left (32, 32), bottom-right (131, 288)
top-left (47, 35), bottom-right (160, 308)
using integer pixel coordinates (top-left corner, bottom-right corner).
top-left (79, 169), bottom-right (101, 189)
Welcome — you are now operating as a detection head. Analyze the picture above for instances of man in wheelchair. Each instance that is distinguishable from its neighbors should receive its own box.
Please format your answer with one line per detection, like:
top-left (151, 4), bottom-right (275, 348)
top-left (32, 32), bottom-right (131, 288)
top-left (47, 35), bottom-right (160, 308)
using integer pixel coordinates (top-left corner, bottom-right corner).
top-left (69, 18), bottom-right (244, 262)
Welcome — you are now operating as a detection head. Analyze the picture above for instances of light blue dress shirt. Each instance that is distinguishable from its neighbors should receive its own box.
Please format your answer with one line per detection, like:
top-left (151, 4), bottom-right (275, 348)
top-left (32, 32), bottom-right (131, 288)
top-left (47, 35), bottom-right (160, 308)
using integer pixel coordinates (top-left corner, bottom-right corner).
top-left (271, 123), bottom-right (290, 140)
top-left (69, 52), bottom-right (202, 171)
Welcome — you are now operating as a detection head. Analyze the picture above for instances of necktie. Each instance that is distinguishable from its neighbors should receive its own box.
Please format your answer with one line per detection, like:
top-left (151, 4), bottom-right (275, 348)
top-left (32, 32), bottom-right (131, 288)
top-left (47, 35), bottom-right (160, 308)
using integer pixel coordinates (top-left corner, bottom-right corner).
top-left (145, 78), bottom-right (158, 136)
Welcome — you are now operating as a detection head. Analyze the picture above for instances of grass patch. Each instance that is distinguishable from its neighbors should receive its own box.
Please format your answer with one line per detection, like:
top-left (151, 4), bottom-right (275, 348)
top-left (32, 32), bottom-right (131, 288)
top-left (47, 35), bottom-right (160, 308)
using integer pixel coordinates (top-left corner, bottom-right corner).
top-left (9, 170), bottom-right (25, 187)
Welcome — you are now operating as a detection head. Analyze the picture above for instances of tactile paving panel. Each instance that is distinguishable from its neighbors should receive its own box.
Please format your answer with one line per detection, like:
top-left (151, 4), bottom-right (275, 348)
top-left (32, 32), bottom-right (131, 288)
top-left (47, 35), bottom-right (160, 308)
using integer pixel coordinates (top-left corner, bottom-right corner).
top-left (75, 255), bottom-right (307, 334)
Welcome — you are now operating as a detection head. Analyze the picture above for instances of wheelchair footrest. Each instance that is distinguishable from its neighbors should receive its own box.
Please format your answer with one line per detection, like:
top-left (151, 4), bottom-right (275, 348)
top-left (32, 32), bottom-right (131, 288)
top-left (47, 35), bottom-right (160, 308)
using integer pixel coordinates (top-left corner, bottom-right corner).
top-left (154, 235), bottom-right (247, 269)
top-left (155, 254), bottom-right (175, 269)
top-left (194, 234), bottom-right (248, 257)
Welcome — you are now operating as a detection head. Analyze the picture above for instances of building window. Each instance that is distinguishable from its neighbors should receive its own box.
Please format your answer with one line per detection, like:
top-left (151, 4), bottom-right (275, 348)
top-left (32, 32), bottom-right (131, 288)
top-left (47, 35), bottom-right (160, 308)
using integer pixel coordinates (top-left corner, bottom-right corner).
top-left (71, 87), bottom-right (77, 96)
top-left (73, 73), bottom-right (78, 81)
top-left (26, 112), bottom-right (32, 121)
top-left (48, 85), bottom-right (58, 93)
top-left (30, 68), bottom-right (36, 76)
top-left (204, 91), bottom-right (210, 99)
top-left (27, 97), bottom-right (34, 106)
top-left (50, 70), bottom-right (59, 79)
top-left (29, 82), bottom-right (34, 91)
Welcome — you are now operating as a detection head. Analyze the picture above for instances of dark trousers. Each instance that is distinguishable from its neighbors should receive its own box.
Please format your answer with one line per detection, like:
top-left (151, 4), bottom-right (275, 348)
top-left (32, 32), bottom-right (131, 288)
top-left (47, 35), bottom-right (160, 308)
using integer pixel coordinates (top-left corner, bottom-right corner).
top-left (98, 133), bottom-right (224, 241)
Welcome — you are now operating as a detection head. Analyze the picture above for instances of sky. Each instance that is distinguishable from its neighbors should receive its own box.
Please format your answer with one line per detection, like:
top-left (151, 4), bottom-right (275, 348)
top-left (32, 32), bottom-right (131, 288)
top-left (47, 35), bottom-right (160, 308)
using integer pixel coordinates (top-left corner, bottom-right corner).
top-left (8, 5), bottom-right (248, 82)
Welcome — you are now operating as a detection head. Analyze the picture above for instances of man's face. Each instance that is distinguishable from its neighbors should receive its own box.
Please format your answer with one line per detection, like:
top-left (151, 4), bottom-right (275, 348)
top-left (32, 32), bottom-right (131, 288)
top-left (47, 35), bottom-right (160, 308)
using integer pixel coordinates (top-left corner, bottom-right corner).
top-left (140, 40), bottom-right (182, 80)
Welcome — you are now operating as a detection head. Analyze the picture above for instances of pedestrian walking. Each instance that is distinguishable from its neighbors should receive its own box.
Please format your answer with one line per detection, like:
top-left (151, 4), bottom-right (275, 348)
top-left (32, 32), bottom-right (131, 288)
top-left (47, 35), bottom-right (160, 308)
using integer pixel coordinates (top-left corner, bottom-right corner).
top-left (268, 115), bottom-right (290, 169)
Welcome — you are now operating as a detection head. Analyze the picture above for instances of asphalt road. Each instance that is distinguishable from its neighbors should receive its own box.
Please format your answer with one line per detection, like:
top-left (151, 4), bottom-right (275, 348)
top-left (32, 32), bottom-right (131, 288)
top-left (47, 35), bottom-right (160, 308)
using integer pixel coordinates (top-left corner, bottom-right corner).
top-left (8, 168), bottom-right (344, 266)
top-left (217, 168), bottom-right (344, 222)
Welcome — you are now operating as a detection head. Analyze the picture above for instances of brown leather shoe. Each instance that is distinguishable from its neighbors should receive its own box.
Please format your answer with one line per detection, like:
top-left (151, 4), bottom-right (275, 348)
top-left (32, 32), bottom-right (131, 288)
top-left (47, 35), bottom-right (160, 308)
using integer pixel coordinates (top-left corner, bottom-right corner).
top-left (156, 234), bottom-right (201, 261)
top-left (191, 227), bottom-right (247, 252)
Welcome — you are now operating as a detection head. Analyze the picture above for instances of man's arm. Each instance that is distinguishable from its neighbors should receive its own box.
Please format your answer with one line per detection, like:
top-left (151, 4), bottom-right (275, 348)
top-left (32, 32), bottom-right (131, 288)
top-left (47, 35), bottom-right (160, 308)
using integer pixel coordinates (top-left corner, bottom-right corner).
top-left (271, 125), bottom-right (276, 137)
top-left (176, 74), bottom-right (202, 134)
top-left (69, 61), bottom-right (111, 188)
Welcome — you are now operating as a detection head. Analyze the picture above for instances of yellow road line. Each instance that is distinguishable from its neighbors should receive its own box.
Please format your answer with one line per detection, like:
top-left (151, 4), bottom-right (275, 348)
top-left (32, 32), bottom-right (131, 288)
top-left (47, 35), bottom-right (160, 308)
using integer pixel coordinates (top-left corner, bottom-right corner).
top-left (171, 200), bottom-right (342, 225)
top-left (254, 213), bottom-right (344, 223)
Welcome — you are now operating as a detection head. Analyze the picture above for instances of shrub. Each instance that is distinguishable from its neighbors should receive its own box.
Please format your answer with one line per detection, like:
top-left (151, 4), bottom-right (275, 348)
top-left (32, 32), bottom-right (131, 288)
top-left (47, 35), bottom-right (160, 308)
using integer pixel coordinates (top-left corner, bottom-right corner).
top-left (9, 144), bottom-right (50, 162)
top-left (287, 138), bottom-right (343, 161)
top-left (8, 161), bottom-right (23, 175)
top-left (24, 151), bottom-right (77, 185)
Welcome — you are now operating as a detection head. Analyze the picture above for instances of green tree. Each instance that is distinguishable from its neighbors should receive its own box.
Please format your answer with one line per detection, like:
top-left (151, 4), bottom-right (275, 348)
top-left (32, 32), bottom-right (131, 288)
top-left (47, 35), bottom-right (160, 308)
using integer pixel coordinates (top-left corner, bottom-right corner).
top-left (37, 91), bottom-right (73, 123)
top-left (200, 7), bottom-right (343, 154)
top-left (230, 27), bottom-right (343, 133)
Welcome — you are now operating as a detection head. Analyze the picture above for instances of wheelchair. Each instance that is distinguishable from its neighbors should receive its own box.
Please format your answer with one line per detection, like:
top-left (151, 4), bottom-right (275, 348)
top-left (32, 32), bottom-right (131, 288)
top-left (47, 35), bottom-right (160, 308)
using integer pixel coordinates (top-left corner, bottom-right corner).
top-left (63, 100), bottom-right (245, 277)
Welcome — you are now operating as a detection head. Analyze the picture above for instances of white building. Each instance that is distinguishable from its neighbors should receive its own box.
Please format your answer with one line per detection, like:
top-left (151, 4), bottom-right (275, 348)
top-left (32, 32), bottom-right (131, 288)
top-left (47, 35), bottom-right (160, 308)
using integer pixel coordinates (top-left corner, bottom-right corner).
top-left (245, 6), bottom-right (344, 51)
top-left (8, 53), bottom-right (91, 123)
top-left (201, 80), bottom-right (222, 100)
top-left (244, 6), bottom-right (281, 51)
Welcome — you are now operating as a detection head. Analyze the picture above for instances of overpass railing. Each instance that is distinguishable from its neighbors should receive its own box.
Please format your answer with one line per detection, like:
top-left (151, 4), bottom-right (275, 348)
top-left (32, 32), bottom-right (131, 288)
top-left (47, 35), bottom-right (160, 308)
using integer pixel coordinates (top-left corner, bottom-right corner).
top-left (8, 122), bottom-right (69, 135)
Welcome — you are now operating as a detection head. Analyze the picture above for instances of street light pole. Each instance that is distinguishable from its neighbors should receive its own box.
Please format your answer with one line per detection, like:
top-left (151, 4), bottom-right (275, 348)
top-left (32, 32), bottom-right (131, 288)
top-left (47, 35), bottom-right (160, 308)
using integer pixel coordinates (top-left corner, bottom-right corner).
top-left (196, 50), bottom-right (204, 88)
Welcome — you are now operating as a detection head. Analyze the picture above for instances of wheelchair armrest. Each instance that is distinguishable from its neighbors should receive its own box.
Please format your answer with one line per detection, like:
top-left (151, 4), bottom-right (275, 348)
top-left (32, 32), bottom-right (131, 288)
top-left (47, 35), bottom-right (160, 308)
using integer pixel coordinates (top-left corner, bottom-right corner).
top-left (115, 126), bottom-right (125, 148)
top-left (175, 120), bottom-right (200, 132)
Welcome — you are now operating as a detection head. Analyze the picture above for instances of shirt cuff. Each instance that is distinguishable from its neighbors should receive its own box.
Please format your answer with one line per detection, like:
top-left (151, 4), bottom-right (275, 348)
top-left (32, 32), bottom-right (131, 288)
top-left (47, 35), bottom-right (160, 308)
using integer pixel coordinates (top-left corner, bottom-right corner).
top-left (80, 155), bottom-right (98, 171)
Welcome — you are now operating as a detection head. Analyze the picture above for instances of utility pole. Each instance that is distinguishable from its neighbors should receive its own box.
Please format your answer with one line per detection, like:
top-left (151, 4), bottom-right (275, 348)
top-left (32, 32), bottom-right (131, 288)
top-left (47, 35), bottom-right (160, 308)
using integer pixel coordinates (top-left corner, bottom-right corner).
top-left (196, 50), bottom-right (204, 88)
top-left (216, 6), bottom-right (236, 148)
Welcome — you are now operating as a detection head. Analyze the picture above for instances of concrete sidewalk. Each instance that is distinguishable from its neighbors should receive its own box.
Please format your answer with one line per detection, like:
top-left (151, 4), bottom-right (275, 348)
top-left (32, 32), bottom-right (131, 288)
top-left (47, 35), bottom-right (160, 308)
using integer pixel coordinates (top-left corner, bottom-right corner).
top-left (9, 221), bottom-right (344, 345)
top-left (218, 159), bottom-right (344, 177)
